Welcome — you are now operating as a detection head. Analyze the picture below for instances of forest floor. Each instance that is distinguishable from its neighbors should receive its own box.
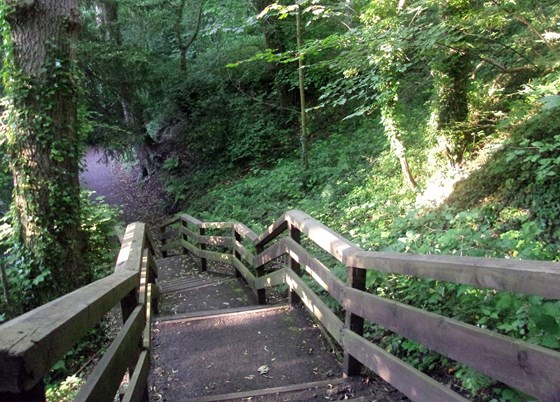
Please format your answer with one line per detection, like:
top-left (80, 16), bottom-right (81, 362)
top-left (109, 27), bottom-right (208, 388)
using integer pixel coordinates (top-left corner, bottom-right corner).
top-left (80, 148), bottom-right (169, 241)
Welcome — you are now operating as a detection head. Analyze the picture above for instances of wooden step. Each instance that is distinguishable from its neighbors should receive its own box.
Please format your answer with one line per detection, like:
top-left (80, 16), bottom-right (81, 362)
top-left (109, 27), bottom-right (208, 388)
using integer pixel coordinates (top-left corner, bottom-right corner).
top-left (172, 378), bottom-right (347, 402)
top-left (156, 304), bottom-right (289, 323)
top-left (158, 277), bottom-right (235, 294)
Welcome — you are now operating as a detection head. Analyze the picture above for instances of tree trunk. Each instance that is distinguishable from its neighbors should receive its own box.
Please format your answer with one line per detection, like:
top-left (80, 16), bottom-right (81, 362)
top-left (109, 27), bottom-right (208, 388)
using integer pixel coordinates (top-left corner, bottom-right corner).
top-left (296, 5), bottom-right (309, 173)
top-left (5, 0), bottom-right (87, 303)
top-left (174, 0), bottom-right (205, 73)
top-left (381, 108), bottom-right (417, 190)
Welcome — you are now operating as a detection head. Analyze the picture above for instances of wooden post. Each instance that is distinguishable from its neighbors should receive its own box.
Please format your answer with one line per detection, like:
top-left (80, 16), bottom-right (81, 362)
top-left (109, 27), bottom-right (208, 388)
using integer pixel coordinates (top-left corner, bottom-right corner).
top-left (160, 226), bottom-right (168, 258)
top-left (289, 225), bottom-right (302, 305)
top-left (0, 381), bottom-right (46, 402)
top-left (233, 229), bottom-right (242, 278)
top-left (255, 243), bottom-right (266, 305)
top-left (181, 219), bottom-right (189, 255)
top-left (199, 226), bottom-right (207, 272)
top-left (343, 266), bottom-right (366, 376)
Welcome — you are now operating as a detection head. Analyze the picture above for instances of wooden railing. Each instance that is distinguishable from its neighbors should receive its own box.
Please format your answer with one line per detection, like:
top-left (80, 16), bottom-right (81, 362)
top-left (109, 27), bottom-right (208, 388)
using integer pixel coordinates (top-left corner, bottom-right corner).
top-left (160, 209), bottom-right (560, 402)
top-left (0, 222), bottom-right (158, 402)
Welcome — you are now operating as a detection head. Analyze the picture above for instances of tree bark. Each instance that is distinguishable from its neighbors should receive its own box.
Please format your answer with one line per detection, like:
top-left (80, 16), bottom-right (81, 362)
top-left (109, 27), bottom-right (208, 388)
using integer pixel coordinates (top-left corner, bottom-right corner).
top-left (296, 5), bottom-right (309, 173)
top-left (5, 0), bottom-right (87, 303)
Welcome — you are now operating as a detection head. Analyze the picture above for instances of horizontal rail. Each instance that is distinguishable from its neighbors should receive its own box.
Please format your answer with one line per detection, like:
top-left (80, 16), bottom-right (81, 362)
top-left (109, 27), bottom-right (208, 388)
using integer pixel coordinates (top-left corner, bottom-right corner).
top-left (75, 304), bottom-right (146, 401)
top-left (167, 210), bottom-right (560, 401)
top-left (341, 329), bottom-right (468, 402)
top-left (0, 270), bottom-right (138, 393)
top-left (0, 222), bottom-right (158, 401)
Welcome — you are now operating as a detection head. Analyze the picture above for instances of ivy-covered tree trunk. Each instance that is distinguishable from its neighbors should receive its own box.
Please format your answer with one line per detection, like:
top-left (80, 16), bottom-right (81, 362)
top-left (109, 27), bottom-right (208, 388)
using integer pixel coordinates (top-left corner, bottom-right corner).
top-left (4, 0), bottom-right (87, 303)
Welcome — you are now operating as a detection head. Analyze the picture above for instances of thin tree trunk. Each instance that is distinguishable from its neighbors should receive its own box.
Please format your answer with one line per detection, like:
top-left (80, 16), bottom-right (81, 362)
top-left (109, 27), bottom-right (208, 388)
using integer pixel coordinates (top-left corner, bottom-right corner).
top-left (381, 108), bottom-right (417, 189)
top-left (5, 0), bottom-right (87, 302)
top-left (174, 0), bottom-right (205, 73)
top-left (296, 5), bottom-right (309, 172)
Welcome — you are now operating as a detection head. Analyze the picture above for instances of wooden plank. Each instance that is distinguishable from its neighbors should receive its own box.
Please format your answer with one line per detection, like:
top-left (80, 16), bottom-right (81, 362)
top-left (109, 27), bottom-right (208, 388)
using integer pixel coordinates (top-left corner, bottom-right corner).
top-left (122, 350), bottom-right (150, 402)
top-left (180, 226), bottom-right (200, 242)
top-left (286, 238), bottom-right (346, 304)
top-left (200, 249), bottom-right (232, 263)
top-left (341, 329), bottom-right (467, 402)
top-left (200, 222), bottom-right (234, 230)
top-left (344, 265), bottom-right (366, 376)
top-left (147, 251), bottom-right (158, 278)
top-left (182, 214), bottom-right (203, 227)
top-left (156, 304), bottom-right (289, 324)
top-left (138, 248), bottom-right (149, 305)
top-left (181, 239), bottom-right (201, 257)
top-left (200, 235), bottom-right (232, 248)
top-left (285, 268), bottom-right (343, 344)
top-left (160, 215), bottom-right (182, 228)
top-left (285, 210), bottom-right (359, 266)
top-left (346, 251), bottom-right (560, 299)
top-left (254, 240), bottom-right (289, 267)
top-left (116, 222), bottom-right (146, 273)
top-left (232, 257), bottom-right (256, 288)
top-left (255, 268), bottom-right (286, 289)
top-left (233, 240), bottom-right (255, 265)
top-left (233, 222), bottom-right (258, 242)
top-left (344, 287), bottom-right (560, 400)
top-left (255, 213), bottom-right (288, 248)
top-left (143, 284), bottom-right (152, 350)
top-left (176, 378), bottom-right (346, 402)
top-left (0, 270), bottom-right (138, 393)
top-left (75, 304), bottom-right (146, 402)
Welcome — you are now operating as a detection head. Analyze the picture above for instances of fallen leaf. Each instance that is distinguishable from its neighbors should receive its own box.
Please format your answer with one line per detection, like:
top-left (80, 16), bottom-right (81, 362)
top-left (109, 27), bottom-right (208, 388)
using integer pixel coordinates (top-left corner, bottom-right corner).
top-left (257, 365), bottom-right (269, 375)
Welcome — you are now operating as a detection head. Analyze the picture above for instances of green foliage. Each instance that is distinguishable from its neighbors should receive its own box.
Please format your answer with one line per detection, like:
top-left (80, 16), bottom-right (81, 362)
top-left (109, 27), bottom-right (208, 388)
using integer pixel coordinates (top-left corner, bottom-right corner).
top-left (0, 192), bottom-right (120, 319)
top-left (45, 375), bottom-right (83, 402)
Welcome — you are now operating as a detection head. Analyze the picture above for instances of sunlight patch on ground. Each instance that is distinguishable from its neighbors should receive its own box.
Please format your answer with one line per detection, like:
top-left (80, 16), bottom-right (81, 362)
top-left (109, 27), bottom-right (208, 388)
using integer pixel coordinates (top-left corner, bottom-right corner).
top-left (415, 137), bottom-right (507, 208)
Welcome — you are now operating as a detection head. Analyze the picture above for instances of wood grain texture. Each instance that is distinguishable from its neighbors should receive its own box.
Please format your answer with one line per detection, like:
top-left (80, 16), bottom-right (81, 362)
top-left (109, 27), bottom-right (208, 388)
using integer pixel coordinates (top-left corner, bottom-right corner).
top-left (233, 239), bottom-right (255, 265)
top-left (341, 329), bottom-right (467, 402)
top-left (255, 268), bottom-right (286, 289)
top-left (346, 251), bottom-right (560, 299)
top-left (122, 351), bottom-right (150, 402)
top-left (344, 287), bottom-right (560, 400)
top-left (233, 222), bottom-right (258, 242)
top-left (74, 304), bottom-right (146, 402)
top-left (0, 270), bottom-right (138, 392)
top-left (285, 268), bottom-right (343, 344)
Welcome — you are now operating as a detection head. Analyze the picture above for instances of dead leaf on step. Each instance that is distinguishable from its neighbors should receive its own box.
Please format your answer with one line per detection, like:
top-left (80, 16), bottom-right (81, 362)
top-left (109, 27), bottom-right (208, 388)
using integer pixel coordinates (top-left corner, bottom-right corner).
top-left (257, 365), bottom-right (269, 375)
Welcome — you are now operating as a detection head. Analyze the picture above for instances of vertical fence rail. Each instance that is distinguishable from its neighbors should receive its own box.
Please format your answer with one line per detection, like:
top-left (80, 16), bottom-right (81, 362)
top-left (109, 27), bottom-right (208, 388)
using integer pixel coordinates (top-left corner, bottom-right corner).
top-left (198, 226), bottom-right (207, 272)
top-left (288, 223), bottom-right (302, 305)
top-left (255, 243), bottom-right (266, 304)
top-left (181, 218), bottom-right (189, 256)
top-left (343, 266), bottom-right (366, 376)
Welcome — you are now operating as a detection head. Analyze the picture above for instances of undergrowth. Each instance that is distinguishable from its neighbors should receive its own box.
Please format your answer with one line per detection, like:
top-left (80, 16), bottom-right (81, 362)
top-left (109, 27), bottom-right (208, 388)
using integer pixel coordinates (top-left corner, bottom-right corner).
top-left (184, 103), bottom-right (560, 400)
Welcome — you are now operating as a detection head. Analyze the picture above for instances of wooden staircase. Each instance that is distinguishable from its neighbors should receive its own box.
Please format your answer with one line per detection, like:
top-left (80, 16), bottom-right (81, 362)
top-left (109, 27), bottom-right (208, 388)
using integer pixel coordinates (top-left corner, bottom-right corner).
top-left (1, 210), bottom-right (560, 401)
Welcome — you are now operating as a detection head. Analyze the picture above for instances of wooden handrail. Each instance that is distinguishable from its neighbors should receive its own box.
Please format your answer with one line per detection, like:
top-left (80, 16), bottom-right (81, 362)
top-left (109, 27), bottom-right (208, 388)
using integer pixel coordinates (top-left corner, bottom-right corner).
top-left (168, 210), bottom-right (560, 401)
top-left (0, 222), bottom-right (158, 402)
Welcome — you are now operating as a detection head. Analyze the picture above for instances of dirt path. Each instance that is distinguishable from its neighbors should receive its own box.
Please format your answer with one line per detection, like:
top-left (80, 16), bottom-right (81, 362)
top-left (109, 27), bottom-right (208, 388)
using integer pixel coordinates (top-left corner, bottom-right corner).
top-left (80, 148), bottom-right (169, 236)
